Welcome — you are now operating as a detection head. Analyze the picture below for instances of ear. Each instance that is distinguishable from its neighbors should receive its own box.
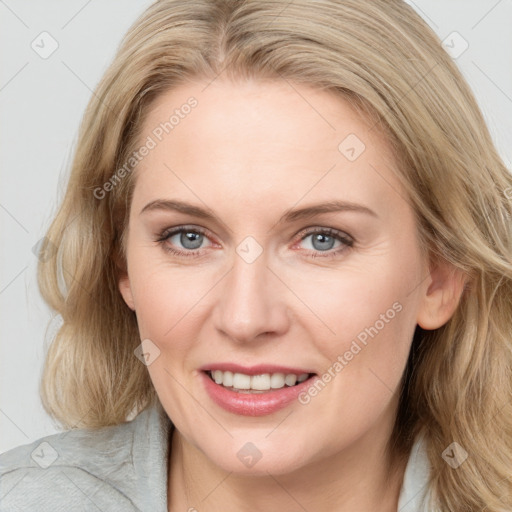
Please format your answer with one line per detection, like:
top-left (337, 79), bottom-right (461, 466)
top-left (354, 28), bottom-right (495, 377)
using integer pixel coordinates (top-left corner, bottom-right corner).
top-left (416, 257), bottom-right (467, 330)
top-left (119, 274), bottom-right (136, 311)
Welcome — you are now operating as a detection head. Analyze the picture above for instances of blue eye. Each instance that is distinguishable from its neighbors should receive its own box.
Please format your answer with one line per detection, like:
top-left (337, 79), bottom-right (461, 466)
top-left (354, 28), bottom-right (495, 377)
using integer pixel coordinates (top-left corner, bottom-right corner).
top-left (169, 230), bottom-right (205, 250)
top-left (297, 228), bottom-right (353, 258)
top-left (303, 232), bottom-right (339, 251)
top-left (156, 226), bottom-right (210, 257)
top-left (156, 226), bottom-right (353, 259)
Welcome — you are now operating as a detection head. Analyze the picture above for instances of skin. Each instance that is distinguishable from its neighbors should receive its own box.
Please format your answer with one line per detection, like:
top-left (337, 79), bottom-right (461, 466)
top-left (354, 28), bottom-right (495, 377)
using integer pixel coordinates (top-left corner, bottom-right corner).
top-left (119, 77), bottom-right (465, 512)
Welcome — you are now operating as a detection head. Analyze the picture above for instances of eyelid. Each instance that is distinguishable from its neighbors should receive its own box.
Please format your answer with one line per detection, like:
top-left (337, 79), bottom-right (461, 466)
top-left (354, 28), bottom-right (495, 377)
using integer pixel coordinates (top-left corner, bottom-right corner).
top-left (157, 225), bottom-right (215, 243)
top-left (155, 225), bottom-right (216, 258)
top-left (156, 224), bottom-right (354, 258)
top-left (293, 225), bottom-right (353, 243)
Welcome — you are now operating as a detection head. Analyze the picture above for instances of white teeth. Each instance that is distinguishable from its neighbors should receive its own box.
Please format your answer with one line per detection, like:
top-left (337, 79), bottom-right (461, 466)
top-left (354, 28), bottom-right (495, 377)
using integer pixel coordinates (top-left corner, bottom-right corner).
top-left (232, 373), bottom-right (251, 389)
top-left (222, 371), bottom-right (233, 387)
top-left (209, 370), bottom-right (312, 391)
top-left (270, 373), bottom-right (285, 389)
top-left (213, 370), bottom-right (223, 384)
top-left (251, 374), bottom-right (270, 391)
top-left (284, 374), bottom-right (297, 386)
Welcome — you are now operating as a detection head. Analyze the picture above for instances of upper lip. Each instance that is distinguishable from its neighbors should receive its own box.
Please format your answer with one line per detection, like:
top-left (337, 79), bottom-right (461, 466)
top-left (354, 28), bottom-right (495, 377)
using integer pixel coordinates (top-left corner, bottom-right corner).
top-left (199, 363), bottom-right (316, 376)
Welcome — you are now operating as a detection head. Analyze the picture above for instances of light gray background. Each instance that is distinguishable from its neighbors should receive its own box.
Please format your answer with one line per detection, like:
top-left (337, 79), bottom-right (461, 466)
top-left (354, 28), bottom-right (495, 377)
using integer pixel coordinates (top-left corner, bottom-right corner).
top-left (1, 0), bottom-right (511, 453)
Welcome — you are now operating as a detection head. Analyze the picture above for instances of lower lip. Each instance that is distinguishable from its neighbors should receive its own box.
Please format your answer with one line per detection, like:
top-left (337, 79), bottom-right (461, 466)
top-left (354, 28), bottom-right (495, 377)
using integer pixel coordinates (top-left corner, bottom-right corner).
top-left (200, 371), bottom-right (317, 416)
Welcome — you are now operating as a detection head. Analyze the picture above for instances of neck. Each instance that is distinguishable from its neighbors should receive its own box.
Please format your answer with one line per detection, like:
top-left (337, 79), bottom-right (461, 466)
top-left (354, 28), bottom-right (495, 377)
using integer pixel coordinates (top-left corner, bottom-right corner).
top-left (167, 420), bottom-right (408, 512)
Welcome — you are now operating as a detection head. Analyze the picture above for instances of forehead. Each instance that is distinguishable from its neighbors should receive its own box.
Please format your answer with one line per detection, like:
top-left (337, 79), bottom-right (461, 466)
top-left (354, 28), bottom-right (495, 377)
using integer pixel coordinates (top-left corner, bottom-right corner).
top-left (142, 78), bottom-right (387, 158)
top-left (131, 78), bottom-right (405, 220)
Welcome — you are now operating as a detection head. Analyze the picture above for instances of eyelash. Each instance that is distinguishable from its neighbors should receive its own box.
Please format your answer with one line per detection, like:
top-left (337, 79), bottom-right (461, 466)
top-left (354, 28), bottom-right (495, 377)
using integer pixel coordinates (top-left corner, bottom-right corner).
top-left (155, 225), bottom-right (354, 259)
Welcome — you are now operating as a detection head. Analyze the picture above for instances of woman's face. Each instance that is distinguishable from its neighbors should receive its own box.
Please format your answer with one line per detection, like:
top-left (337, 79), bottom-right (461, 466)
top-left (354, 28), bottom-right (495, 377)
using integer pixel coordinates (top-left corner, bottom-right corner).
top-left (120, 78), bottom-right (432, 475)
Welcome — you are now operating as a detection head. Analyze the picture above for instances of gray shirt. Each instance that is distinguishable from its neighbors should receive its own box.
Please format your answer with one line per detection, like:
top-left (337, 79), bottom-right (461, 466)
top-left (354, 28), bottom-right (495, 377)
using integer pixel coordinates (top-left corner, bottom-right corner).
top-left (0, 403), bottom-right (431, 511)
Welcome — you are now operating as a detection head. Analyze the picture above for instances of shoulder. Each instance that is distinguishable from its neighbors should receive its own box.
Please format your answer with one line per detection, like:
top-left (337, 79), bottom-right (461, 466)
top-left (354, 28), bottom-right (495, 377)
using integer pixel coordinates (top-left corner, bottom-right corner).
top-left (0, 403), bottom-right (172, 512)
top-left (397, 434), bottom-right (436, 512)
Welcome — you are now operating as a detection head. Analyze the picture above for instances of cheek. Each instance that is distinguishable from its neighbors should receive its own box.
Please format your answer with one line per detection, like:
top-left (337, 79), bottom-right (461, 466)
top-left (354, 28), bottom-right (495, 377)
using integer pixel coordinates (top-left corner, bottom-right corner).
top-left (300, 270), bottom-right (418, 438)
top-left (129, 260), bottom-right (215, 343)
top-left (291, 257), bottom-right (422, 416)
top-left (291, 262), bottom-right (416, 358)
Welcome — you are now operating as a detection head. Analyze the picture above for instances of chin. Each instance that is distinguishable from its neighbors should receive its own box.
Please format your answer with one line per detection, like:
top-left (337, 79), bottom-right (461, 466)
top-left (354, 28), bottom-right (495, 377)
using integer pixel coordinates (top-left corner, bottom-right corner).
top-left (198, 436), bottom-right (313, 477)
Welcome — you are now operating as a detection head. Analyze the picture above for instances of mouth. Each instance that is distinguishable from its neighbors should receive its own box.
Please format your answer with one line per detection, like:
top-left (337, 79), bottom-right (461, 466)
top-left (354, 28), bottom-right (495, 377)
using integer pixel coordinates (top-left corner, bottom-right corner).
top-left (199, 366), bottom-right (319, 416)
top-left (204, 369), bottom-right (316, 393)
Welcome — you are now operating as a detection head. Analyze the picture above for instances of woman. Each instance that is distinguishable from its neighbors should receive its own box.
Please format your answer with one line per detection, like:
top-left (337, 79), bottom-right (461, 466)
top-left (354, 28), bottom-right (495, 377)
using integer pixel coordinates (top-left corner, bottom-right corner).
top-left (1, 0), bottom-right (511, 510)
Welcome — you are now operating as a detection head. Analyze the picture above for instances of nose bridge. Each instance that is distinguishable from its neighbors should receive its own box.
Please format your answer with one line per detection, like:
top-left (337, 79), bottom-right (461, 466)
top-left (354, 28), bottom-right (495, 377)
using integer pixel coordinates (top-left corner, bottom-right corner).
top-left (215, 246), bottom-right (288, 342)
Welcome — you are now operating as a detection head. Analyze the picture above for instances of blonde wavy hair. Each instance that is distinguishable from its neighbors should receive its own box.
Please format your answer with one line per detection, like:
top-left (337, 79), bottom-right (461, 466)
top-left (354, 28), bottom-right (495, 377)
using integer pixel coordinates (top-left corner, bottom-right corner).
top-left (37, 0), bottom-right (512, 509)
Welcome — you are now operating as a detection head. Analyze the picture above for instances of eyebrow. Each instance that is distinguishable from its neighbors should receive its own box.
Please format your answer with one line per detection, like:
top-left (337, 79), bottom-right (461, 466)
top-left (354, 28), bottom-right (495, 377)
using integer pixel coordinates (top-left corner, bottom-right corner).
top-left (139, 199), bottom-right (378, 223)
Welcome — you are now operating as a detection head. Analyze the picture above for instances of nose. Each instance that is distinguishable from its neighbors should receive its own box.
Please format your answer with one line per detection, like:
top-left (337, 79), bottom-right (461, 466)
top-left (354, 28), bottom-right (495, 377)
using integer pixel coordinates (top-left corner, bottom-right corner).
top-left (213, 250), bottom-right (290, 344)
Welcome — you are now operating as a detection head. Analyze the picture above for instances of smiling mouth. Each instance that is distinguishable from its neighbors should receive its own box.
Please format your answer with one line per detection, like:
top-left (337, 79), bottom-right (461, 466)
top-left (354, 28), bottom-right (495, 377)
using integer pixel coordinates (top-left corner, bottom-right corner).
top-left (205, 370), bottom-right (316, 393)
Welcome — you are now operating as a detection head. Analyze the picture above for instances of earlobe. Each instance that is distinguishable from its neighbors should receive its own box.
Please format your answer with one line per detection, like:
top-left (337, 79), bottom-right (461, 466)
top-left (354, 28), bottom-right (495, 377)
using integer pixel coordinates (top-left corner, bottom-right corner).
top-left (416, 258), bottom-right (467, 330)
top-left (119, 274), bottom-right (136, 311)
